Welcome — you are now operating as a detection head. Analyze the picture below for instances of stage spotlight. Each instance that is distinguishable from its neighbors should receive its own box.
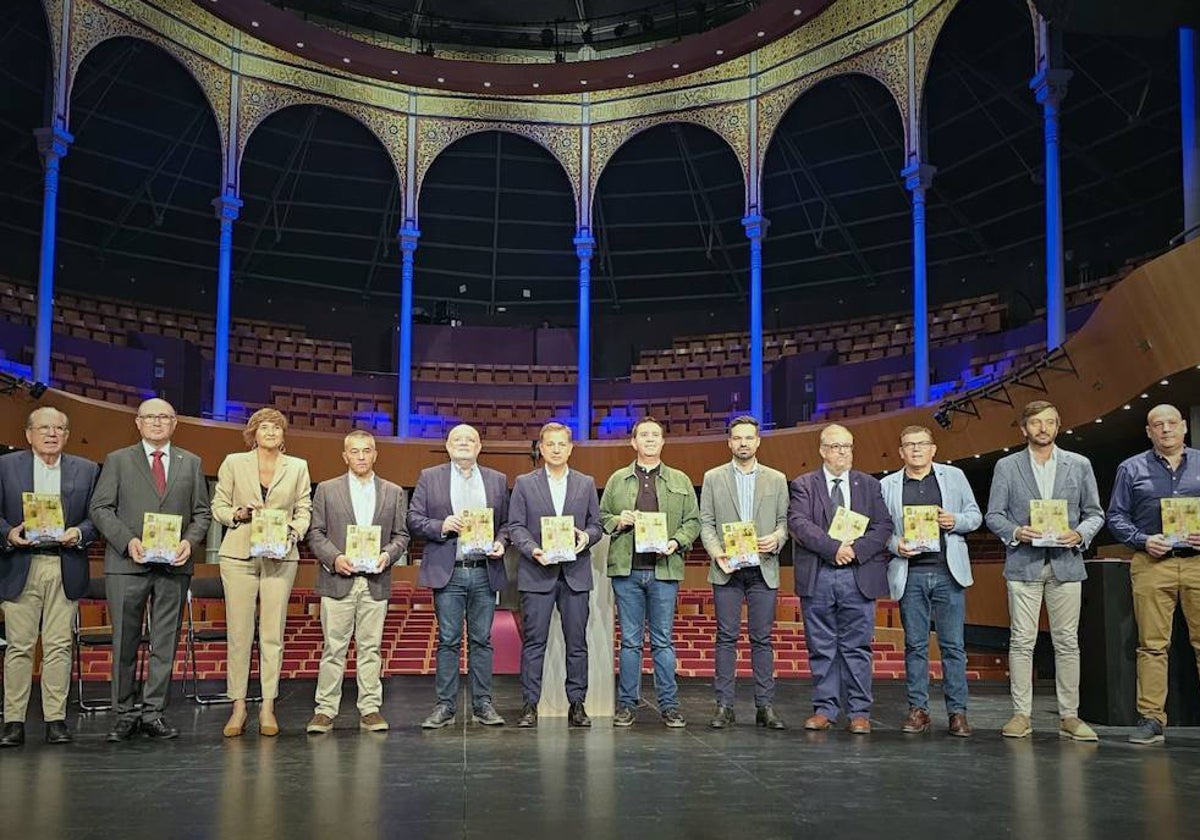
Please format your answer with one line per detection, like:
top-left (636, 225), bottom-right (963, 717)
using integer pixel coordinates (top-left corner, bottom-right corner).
top-left (0, 372), bottom-right (48, 399)
top-left (581, 27), bottom-right (593, 44)
top-left (613, 22), bottom-right (629, 37)
top-left (29, 381), bottom-right (47, 398)
top-left (933, 410), bottom-right (951, 430)
top-left (540, 27), bottom-right (555, 46)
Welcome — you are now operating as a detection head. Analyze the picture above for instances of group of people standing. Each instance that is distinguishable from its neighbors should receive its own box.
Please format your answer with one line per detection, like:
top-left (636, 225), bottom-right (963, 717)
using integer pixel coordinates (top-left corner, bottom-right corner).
top-left (0, 397), bottom-right (1196, 747)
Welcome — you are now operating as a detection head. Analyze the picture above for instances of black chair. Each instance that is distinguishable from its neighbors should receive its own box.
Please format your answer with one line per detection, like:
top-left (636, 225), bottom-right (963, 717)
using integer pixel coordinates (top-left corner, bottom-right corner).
top-left (73, 577), bottom-right (148, 713)
top-left (184, 575), bottom-right (261, 705)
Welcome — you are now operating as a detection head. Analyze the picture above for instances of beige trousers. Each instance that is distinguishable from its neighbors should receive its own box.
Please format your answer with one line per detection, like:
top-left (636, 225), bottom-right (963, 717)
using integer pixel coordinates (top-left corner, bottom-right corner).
top-left (3, 555), bottom-right (77, 721)
top-left (314, 576), bottom-right (388, 718)
top-left (219, 556), bottom-right (297, 701)
top-left (1130, 552), bottom-right (1200, 725)
top-left (1007, 562), bottom-right (1082, 718)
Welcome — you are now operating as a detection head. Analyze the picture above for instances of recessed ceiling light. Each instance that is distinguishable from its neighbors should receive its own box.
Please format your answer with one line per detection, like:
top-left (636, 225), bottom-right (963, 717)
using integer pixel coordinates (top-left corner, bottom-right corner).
top-left (483, 81), bottom-right (492, 87)
top-left (1095, 418), bottom-right (1104, 423)
top-left (250, 20), bottom-right (259, 27)
top-left (671, 62), bottom-right (680, 69)
top-left (1066, 429), bottom-right (1075, 435)
top-left (1123, 404), bottom-right (1131, 410)
top-left (1141, 393), bottom-right (1149, 398)
top-left (390, 69), bottom-right (398, 75)
top-left (793, 8), bottom-right (802, 15)
top-left (580, 79), bottom-right (587, 85)
top-left (532, 82), bottom-right (540, 88)
top-left (296, 41), bottom-right (304, 48)
top-left (437, 76), bottom-right (445, 83)
top-left (1161, 379), bottom-right (1169, 385)
top-left (973, 453), bottom-right (981, 459)
top-left (715, 49), bottom-right (724, 55)
top-left (757, 31), bottom-right (765, 37)
top-left (342, 57), bottom-right (350, 64)
top-left (626, 73), bottom-right (634, 79)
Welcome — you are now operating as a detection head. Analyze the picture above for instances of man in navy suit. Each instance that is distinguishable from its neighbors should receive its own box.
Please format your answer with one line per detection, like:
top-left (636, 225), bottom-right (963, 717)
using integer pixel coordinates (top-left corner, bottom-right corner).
top-left (788, 423), bottom-right (892, 734)
top-left (507, 422), bottom-right (603, 728)
top-left (408, 424), bottom-right (510, 729)
top-left (0, 406), bottom-right (100, 747)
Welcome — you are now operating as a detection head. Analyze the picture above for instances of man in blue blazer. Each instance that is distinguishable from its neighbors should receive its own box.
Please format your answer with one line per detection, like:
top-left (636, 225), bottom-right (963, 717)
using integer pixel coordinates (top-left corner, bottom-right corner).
top-left (0, 407), bottom-right (99, 747)
top-left (986, 400), bottom-right (1104, 742)
top-left (507, 422), bottom-right (603, 728)
top-left (408, 424), bottom-right (510, 729)
top-left (788, 423), bottom-right (892, 734)
top-left (880, 425), bottom-right (981, 737)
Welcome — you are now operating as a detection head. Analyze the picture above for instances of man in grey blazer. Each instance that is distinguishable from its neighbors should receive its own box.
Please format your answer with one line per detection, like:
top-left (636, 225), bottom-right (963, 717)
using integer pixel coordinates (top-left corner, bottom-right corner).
top-left (89, 398), bottom-right (211, 742)
top-left (305, 430), bottom-right (409, 734)
top-left (408, 423), bottom-right (509, 729)
top-left (699, 416), bottom-right (789, 730)
top-left (880, 424), bottom-right (981, 737)
top-left (507, 422), bottom-right (603, 728)
top-left (985, 400), bottom-right (1104, 742)
top-left (0, 406), bottom-right (99, 747)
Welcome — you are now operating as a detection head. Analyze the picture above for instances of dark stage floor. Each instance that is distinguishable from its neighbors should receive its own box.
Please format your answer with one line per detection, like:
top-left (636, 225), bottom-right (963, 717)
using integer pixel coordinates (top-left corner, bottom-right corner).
top-left (0, 677), bottom-right (1196, 840)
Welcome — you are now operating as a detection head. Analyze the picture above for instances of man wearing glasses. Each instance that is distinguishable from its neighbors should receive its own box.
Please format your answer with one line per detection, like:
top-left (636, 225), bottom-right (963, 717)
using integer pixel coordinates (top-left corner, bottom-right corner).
top-left (90, 398), bottom-right (211, 742)
top-left (0, 407), bottom-right (99, 747)
top-left (787, 424), bottom-right (892, 733)
top-left (880, 425), bottom-right (981, 737)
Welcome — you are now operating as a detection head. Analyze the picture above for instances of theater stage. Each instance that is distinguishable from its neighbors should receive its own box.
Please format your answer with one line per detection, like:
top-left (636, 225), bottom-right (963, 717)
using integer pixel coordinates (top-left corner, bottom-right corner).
top-left (1, 677), bottom-right (1195, 840)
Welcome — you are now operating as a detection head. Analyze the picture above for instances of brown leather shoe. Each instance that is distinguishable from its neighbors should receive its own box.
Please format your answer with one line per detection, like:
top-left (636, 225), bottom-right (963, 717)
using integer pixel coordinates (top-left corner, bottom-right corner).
top-left (948, 713), bottom-right (973, 737)
top-left (848, 716), bottom-right (872, 735)
top-left (901, 707), bottom-right (931, 734)
top-left (803, 713), bottom-right (833, 731)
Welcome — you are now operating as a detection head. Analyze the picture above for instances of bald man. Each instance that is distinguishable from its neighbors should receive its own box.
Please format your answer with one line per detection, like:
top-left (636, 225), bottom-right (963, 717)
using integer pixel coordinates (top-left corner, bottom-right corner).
top-left (90, 398), bottom-right (211, 742)
top-left (1108, 404), bottom-right (1200, 745)
top-left (408, 424), bottom-right (510, 729)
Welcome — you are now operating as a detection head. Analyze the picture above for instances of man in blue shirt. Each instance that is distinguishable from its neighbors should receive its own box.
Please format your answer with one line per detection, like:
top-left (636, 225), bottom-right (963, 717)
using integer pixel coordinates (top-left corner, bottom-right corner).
top-left (1107, 403), bottom-right (1200, 745)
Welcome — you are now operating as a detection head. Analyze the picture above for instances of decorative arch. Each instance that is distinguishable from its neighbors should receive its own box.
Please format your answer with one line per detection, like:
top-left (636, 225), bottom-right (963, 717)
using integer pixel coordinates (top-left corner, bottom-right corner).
top-left (236, 77), bottom-right (407, 196)
top-left (36, 0), bottom-right (61, 86)
top-left (413, 119), bottom-right (581, 223)
top-left (911, 0), bottom-right (964, 133)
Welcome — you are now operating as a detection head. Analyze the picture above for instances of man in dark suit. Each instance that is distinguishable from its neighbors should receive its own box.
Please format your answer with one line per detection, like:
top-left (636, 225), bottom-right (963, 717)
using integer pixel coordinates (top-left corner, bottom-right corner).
top-left (305, 430), bottom-right (409, 734)
top-left (89, 398), bottom-right (212, 742)
top-left (0, 406), bottom-right (99, 747)
top-left (507, 422), bottom-right (603, 728)
top-left (408, 424), bottom-right (510, 729)
top-left (788, 423), bottom-right (892, 734)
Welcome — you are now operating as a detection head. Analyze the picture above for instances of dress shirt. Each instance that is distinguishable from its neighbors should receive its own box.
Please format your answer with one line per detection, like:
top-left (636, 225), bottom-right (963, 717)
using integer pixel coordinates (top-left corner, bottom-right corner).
top-left (348, 472), bottom-right (377, 528)
top-left (450, 461), bottom-right (487, 559)
top-left (142, 440), bottom-right (171, 481)
top-left (546, 466), bottom-right (569, 516)
top-left (33, 455), bottom-right (62, 496)
top-left (1029, 447), bottom-right (1058, 500)
top-left (732, 460), bottom-right (758, 523)
top-left (1108, 447), bottom-right (1200, 549)
top-left (823, 467), bottom-right (850, 510)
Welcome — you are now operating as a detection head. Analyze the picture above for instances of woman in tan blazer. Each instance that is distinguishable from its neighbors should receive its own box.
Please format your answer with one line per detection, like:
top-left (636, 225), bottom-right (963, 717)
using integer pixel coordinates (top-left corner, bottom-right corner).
top-left (211, 408), bottom-right (312, 737)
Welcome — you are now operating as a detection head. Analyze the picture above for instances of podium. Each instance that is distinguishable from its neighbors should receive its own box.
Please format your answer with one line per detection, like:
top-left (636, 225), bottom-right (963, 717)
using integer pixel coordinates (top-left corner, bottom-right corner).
top-left (1078, 559), bottom-right (1200, 726)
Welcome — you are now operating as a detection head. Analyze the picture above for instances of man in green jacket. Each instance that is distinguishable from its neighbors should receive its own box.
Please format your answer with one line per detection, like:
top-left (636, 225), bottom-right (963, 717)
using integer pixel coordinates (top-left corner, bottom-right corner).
top-left (600, 416), bottom-right (701, 727)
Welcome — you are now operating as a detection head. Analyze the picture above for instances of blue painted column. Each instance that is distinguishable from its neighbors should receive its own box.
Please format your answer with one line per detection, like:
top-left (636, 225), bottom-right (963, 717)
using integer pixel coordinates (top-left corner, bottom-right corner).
top-left (1182, 28), bottom-right (1199, 243)
top-left (1031, 68), bottom-right (1072, 350)
top-left (397, 221), bottom-right (421, 438)
top-left (211, 192), bottom-right (242, 420)
top-left (741, 214), bottom-right (768, 423)
top-left (574, 230), bottom-right (595, 441)
top-left (902, 163), bottom-right (936, 405)
top-left (31, 126), bottom-right (72, 385)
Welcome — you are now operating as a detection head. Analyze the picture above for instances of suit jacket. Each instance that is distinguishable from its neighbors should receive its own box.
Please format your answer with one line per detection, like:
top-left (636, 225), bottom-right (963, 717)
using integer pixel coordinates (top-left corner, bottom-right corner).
top-left (880, 463), bottom-right (982, 599)
top-left (407, 462), bottom-right (509, 592)
top-left (698, 461), bottom-right (789, 589)
top-left (210, 451), bottom-right (312, 560)
top-left (985, 447), bottom-right (1105, 582)
top-left (787, 468), bottom-right (892, 600)
top-left (0, 451), bottom-right (101, 601)
top-left (89, 443), bottom-right (212, 576)
top-left (307, 474), bottom-right (410, 601)
top-left (507, 467), bottom-right (604, 594)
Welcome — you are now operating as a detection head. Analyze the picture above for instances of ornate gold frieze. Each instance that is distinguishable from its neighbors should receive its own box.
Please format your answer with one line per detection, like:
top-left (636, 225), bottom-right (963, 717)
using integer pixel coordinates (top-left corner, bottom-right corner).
top-left (912, 0), bottom-right (960, 115)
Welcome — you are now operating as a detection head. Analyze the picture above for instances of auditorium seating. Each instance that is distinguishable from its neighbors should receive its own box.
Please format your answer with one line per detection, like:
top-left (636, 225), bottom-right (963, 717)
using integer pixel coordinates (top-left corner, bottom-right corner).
top-left (412, 361), bottom-right (577, 385)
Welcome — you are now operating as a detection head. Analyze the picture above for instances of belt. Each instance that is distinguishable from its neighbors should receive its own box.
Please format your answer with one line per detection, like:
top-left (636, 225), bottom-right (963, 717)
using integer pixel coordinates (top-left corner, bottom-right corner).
top-left (1168, 547), bottom-right (1198, 558)
top-left (454, 558), bottom-right (488, 568)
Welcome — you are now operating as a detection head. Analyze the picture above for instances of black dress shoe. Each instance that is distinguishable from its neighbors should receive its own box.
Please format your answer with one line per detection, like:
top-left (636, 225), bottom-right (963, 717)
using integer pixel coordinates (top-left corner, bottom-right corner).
top-left (568, 701), bottom-right (591, 728)
top-left (756, 706), bottom-right (786, 730)
top-left (45, 720), bottom-right (72, 744)
top-left (517, 704), bottom-right (538, 728)
top-left (107, 718), bottom-right (140, 743)
top-left (0, 722), bottom-right (25, 747)
top-left (710, 705), bottom-right (736, 729)
top-left (140, 718), bottom-right (179, 739)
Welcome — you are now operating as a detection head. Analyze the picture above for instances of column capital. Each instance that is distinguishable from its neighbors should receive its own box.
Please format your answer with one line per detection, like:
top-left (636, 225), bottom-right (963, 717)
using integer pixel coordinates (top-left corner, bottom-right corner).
top-left (901, 162), bottom-right (937, 192)
top-left (574, 228), bottom-right (595, 259)
top-left (33, 126), bottom-right (73, 161)
top-left (1030, 68), bottom-right (1072, 107)
top-left (741, 213), bottom-right (770, 239)
top-left (397, 220), bottom-right (421, 251)
top-left (211, 192), bottom-right (243, 222)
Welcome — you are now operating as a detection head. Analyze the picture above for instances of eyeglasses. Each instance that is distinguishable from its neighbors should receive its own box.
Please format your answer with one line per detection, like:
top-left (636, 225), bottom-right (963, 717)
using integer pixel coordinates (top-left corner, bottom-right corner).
top-left (822, 443), bottom-right (853, 452)
top-left (900, 441), bottom-right (934, 451)
top-left (137, 414), bottom-right (176, 423)
top-left (30, 425), bottom-right (68, 435)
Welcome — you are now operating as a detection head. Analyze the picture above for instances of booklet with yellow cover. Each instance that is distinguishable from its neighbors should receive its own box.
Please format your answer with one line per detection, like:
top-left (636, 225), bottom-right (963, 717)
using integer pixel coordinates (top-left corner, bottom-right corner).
top-left (346, 524), bottom-right (382, 573)
top-left (828, 506), bottom-right (869, 542)
top-left (722, 521), bottom-right (760, 571)
top-left (249, 508), bottom-right (289, 560)
top-left (1030, 499), bottom-right (1070, 547)
top-left (1161, 497), bottom-right (1200, 547)
top-left (459, 508), bottom-right (495, 556)
top-left (22, 492), bottom-right (65, 544)
top-left (634, 511), bottom-right (670, 554)
top-left (142, 512), bottom-right (182, 564)
top-left (903, 505), bottom-right (941, 553)
top-left (540, 515), bottom-right (577, 564)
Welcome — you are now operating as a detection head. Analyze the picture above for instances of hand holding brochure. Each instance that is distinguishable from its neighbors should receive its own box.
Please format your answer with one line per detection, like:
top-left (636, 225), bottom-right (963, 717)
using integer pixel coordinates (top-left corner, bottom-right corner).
top-left (346, 524), bottom-right (382, 573)
top-left (459, 508), bottom-right (495, 556)
top-left (1160, 497), bottom-right (1200, 547)
top-left (828, 506), bottom-right (869, 542)
top-left (722, 521), bottom-right (760, 571)
top-left (249, 508), bottom-right (289, 560)
top-left (1029, 499), bottom-right (1070, 547)
top-left (142, 512), bottom-right (182, 564)
top-left (540, 515), bottom-right (577, 564)
top-left (22, 492), bottom-right (65, 544)
top-left (902, 505), bottom-right (940, 553)
top-left (634, 511), bottom-right (670, 554)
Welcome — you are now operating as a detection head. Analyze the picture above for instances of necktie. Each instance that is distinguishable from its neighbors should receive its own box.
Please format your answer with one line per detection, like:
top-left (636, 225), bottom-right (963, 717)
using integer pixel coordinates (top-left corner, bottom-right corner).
top-left (830, 477), bottom-right (845, 509)
top-left (151, 450), bottom-right (167, 495)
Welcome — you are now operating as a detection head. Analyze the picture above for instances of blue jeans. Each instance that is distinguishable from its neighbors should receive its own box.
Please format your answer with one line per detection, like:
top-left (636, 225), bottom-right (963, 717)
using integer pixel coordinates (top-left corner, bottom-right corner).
top-left (899, 567), bottom-right (968, 714)
top-left (433, 566), bottom-right (496, 713)
top-left (612, 570), bottom-right (679, 710)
